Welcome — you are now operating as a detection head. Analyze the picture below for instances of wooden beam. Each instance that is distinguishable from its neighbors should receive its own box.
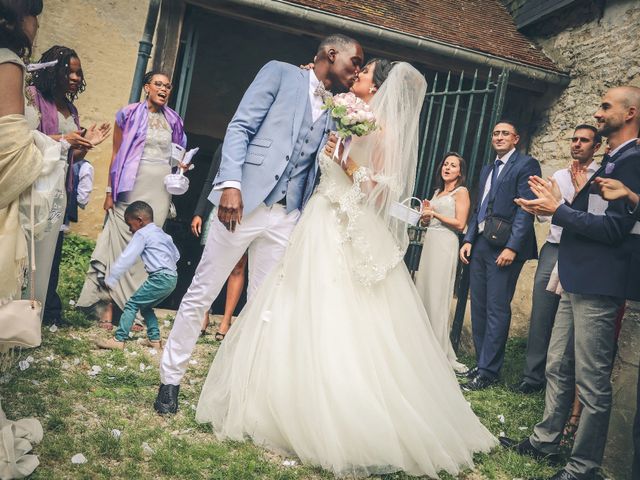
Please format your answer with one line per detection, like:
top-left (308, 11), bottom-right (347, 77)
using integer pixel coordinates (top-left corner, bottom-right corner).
top-left (153, 0), bottom-right (186, 78)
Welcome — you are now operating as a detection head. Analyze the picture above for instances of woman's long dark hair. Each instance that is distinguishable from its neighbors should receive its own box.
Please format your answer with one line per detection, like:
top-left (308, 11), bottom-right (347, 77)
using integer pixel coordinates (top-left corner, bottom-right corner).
top-left (434, 151), bottom-right (467, 193)
top-left (30, 45), bottom-right (86, 102)
top-left (0, 0), bottom-right (43, 58)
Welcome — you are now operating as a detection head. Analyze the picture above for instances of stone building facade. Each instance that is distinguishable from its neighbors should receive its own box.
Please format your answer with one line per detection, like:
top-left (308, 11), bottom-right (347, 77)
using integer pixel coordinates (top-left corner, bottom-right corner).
top-left (33, 0), bottom-right (150, 238)
top-left (526, 0), bottom-right (640, 175)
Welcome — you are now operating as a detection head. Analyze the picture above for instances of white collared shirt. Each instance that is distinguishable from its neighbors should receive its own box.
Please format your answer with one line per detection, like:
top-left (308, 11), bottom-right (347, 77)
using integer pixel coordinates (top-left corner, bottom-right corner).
top-left (540, 160), bottom-right (599, 244)
top-left (308, 69), bottom-right (326, 123)
top-left (607, 137), bottom-right (638, 158)
top-left (215, 69), bottom-right (324, 192)
top-left (480, 148), bottom-right (516, 205)
top-left (478, 147), bottom-right (516, 232)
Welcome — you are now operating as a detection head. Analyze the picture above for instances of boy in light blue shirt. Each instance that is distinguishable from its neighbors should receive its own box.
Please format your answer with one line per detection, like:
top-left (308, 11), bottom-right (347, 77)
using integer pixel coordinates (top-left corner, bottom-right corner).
top-left (96, 201), bottom-right (180, 350)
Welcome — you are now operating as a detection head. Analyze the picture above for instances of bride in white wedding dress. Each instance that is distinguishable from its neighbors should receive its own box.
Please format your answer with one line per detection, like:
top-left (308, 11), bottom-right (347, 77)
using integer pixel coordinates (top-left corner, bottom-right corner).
top-left (196, 59), bottom-right (497, 478)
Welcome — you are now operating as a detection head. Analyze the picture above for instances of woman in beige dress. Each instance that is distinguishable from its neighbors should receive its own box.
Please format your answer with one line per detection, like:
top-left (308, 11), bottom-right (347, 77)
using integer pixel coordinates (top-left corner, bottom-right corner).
top-left (77, 71), bottom-right (186, 329)
top-left (415, 152), bottom-right (471, 374)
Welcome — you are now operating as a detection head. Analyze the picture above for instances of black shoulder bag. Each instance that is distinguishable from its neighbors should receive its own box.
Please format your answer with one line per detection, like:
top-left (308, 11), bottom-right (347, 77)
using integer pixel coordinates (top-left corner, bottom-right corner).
top-left (482, 197), bottom-right (512, 248)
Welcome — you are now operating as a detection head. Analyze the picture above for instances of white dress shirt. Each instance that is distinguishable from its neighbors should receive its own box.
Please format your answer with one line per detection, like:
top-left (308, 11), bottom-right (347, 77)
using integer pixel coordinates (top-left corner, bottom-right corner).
top-left (215, 68), bottom-right (323, 193)
top-left (478, 147), bottom-right (515, 232)
top-left (608, 137), bottom-right (638, 158)
top-left (77, 161), bottom-right (94, 208)
top-left (540, 160), bottom-right (599, 244)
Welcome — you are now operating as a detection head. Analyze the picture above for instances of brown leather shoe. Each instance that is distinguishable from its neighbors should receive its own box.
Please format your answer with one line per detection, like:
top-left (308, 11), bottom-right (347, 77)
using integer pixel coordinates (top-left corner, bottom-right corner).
top-left (95, 337), bottom-right (125, 350)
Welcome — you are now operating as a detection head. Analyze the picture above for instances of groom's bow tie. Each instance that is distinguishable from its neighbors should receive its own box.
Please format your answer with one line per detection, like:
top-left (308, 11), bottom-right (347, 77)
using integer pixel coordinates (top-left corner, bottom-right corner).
top-left (314, 82), bottom-right (332, 101)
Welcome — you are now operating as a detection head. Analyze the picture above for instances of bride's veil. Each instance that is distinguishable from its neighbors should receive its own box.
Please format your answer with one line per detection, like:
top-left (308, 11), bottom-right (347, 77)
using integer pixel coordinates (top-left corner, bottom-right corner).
top-left (349, 61), bottom-right (428, 255)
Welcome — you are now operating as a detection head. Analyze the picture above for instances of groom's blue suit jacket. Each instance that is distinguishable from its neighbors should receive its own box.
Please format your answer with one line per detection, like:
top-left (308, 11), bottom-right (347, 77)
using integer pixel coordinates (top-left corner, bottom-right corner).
top-left (208, 61), bottom-right (332, 216)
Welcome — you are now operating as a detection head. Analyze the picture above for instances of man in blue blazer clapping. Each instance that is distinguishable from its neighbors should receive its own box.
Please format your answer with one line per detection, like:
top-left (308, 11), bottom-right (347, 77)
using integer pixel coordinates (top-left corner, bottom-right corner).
top-left (504, 86), bottom-right (640, 480)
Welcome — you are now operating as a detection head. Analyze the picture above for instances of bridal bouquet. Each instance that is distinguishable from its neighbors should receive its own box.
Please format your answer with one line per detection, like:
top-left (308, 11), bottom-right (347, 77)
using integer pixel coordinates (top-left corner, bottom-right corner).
top-left (323, 92), bottom-right (377, 163)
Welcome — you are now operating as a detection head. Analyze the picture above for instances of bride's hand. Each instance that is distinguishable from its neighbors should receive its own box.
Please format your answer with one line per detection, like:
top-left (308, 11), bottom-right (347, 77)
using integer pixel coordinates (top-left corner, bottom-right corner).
top-left (324, 133), bottom-right (338, 157)
top-left (324, 134), bottom-right (344, 163)
top-left (299, 62), bottom-right (315, 70)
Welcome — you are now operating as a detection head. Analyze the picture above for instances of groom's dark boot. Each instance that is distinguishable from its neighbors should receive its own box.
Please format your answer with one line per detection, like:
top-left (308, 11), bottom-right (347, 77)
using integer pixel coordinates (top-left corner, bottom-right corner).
top-left (154, 383), bottom-right (179, 414)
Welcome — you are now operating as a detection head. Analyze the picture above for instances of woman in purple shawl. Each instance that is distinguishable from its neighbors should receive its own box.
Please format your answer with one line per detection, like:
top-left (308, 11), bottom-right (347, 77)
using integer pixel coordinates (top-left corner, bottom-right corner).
top-left (78, 71), bottom-right (186, 329)
top-left (25, 45), bottom-right (111, 325)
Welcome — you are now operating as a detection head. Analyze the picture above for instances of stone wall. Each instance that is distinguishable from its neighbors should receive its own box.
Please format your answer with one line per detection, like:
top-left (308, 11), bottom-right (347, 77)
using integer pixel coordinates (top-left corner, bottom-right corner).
top-left (527, 0), bottom-right (640, 176)
top-left (34, 0), bottom-right (150, 237)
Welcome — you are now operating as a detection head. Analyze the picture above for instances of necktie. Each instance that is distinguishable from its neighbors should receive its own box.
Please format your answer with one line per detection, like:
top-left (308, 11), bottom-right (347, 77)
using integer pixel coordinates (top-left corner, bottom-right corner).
top-left (477, 159), bottom-right (503, 223)
top-left (602, 153), bottom-right (611, 167)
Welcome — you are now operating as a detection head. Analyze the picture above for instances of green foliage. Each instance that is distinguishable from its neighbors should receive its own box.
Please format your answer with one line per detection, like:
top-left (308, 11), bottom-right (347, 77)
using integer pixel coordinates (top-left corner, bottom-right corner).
top-left (0, 235), bottom-right (597, 478)
top-left (58, 233), bottom-right (95, 326)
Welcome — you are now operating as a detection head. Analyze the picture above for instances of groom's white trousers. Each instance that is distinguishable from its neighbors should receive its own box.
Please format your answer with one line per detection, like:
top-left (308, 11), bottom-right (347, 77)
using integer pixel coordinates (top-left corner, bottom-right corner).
top-left (160, 203), bottom-right (300, 385)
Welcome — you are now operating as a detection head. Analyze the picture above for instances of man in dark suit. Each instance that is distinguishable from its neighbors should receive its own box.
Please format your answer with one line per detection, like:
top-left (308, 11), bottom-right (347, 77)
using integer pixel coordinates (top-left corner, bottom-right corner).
top-left (460, 120), bottom-right (541, 390)
top-left (504, 86), bottom-right (640, 480)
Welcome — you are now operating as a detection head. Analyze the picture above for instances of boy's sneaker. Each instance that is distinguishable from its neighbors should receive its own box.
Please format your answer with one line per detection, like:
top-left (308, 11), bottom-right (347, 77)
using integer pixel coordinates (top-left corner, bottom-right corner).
top-left (142, 339), bottom-right (163, 350)
top-left (95, 337), bottom-right (125, 350)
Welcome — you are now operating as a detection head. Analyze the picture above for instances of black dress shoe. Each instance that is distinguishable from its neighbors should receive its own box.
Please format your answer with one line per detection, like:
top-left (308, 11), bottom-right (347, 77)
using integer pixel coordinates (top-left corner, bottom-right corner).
top-left (547, 469), bottom-right (579, 480)
top-left (514, 381), bottom-right (544, 394)
top-left (498, 437), bottom-right (561, 464)
top-left (465, 366), bottom-right (479, 379)
top-left (154, 383), bottom-right (180, 414)
top-left (462, 374), bottom-right (498, 391)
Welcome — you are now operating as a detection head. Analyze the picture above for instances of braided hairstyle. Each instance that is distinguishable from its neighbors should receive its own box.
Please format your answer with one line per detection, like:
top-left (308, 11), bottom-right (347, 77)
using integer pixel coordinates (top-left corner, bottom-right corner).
top-left (30, 45), bottom-right (86, 102)
top-left (0, 0), bottom-right (43, 58)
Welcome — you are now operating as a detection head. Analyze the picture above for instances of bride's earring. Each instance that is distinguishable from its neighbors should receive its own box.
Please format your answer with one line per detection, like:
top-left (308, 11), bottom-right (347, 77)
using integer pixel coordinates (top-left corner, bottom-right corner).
top-left (369, 86), bottom-right (377, 94)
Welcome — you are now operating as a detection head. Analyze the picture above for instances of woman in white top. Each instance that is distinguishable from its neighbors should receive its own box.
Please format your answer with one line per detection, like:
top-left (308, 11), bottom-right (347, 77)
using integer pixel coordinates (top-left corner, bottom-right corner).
top-left (415, 152), bottom-right (471, 374)
top-left (25, 45), bottom-right (110, 325)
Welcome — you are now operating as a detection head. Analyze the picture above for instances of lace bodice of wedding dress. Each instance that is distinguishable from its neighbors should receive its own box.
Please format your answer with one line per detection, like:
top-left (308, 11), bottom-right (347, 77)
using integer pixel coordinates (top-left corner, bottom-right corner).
top-left (314, 153), bottom-right (404, 286)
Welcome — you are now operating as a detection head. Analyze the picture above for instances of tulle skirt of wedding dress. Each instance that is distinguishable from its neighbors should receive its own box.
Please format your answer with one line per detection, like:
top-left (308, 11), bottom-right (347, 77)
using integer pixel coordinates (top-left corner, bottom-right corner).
top-left (196, 192), bottom-right (497, 478)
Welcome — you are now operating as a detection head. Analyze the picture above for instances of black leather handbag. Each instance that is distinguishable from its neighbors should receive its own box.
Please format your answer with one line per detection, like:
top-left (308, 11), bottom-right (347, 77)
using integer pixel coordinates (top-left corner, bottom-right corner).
top-left (482, 215), bottom-right (512, 247)
top-left (481, 195), bottom-right (512, 248)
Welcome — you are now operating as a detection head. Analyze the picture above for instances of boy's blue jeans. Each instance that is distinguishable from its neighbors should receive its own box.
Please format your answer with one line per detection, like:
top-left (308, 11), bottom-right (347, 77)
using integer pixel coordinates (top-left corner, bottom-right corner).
top-left (114, 271), bottom-right (177, 342)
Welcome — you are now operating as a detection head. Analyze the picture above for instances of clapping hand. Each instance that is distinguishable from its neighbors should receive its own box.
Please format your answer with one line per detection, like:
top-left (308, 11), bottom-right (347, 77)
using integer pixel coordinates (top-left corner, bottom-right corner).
top-left (83, 123), bottom-right (111, 147)
top-left (515, 175), bottom-right (562, 216)
top-left (594, 177), bottom-right (640, 208)
top-left (64, 130), bottom-right (94, 149)
top-left (569, 160), bottom-right (588, 192)
top-left (420, 200), bottom-right (433, 224)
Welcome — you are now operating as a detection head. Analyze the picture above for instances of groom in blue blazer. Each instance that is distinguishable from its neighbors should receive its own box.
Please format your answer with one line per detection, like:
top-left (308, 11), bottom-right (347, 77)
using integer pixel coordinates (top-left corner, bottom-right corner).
top-left (460, 120), bottom-right (541, 390)
top-left (155, 35), bottom-right (364, 414)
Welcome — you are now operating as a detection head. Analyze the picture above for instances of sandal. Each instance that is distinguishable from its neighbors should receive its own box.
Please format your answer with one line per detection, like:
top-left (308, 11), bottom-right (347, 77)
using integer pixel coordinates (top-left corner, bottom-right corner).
top-left (214, 331), bottom-right (226, 341)
top-left (200, 329), bottom-right (209, 337)
top-left (98, 321), bottom-right (113, 331)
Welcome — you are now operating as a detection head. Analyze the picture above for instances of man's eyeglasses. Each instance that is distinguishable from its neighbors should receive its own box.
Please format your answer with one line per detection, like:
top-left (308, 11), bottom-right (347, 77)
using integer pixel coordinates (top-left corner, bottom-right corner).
top-left (492, 130), bottom-right (515, 137)
top-left (152, 81), bottom-right (172, 91)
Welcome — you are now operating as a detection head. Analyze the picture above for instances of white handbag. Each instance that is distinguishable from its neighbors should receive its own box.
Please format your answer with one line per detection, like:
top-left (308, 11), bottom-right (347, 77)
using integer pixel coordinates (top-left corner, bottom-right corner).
top-left (388, 197), bottom-right (423, 226)
top-left (0, 189), bottom-right (42, 349)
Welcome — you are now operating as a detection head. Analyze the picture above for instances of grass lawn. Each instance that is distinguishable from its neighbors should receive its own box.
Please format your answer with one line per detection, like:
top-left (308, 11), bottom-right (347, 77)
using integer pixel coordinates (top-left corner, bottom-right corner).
top-left (0, 234), bottom-right (565, 479)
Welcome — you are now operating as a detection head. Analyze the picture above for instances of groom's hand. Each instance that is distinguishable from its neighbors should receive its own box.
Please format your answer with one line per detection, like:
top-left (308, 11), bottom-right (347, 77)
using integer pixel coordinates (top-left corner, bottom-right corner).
top-left (218, 188), bottom-right (243, 232)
